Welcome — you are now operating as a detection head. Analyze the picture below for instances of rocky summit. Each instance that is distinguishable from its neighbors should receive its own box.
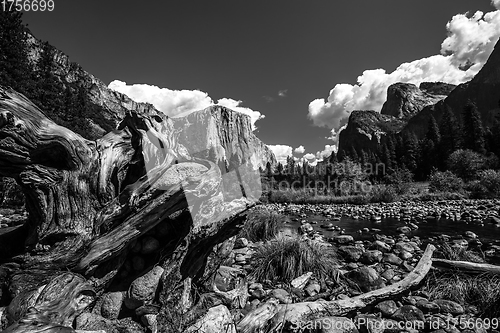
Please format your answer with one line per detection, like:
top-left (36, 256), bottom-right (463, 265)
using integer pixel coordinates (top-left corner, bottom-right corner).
top-left (339, 38), bottom-right (500, 153)
top-left (381, 82), bottom-right (448, 119)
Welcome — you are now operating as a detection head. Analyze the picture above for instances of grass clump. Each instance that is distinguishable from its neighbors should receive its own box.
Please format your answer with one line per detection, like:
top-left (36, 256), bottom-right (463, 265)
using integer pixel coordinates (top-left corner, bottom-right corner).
top-left (240, 207), bottom-right (281, 242)
top-left (424, 271), bottom-right (500, 318)
top-left (250, 235), bottom-right (339, 283)
top-left (436, 242), bottom-right (484, 263)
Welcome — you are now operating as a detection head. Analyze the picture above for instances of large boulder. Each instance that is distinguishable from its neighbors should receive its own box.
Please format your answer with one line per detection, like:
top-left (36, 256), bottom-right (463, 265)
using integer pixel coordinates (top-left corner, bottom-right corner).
top-left (346, 266), bottom-right (385, 292)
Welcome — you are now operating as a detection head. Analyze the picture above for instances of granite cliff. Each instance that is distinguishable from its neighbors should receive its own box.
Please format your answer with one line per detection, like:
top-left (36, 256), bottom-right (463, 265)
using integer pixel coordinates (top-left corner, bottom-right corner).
top-left (339, 82), bottom-right (451, 154)
top-left (403, 40), bottom-right (500, 138)
top-left (339, 38), bottom-right (500, 154)
top-left (380, 82), bottom-right (450, 119)
top-left (23, 34), bottom-right (275, 170)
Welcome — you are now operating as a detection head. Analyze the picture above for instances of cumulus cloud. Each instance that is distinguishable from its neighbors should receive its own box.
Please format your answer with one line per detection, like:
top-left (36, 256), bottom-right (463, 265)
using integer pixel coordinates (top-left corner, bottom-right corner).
top-left (316, 144), bottom-right (336, 160)
top-left (294, 145), bottom-right (305, 154)
top-left (493, 0), bottom-right (500, 10)
top-left (268, 144), bottom-right (293, 164)
top-left (308, 5), bottom-right (500, 130)
top-left (303, 153), bottom-right (316, 160)
top-left (108, 80), bottom-right (264, 130)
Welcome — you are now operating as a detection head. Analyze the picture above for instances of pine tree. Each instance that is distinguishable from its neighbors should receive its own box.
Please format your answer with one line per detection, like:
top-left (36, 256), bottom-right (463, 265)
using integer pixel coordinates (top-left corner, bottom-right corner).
top-left (328, 150), bottom-right (337, 164)
top-left (349, 146), bottom-right (359, 162)
top-left (425, 115), bottom-right (441, 145)
top-left (439, 107), bottom-right (461, 160)
top-left (462, 101), bottom-right (485, 154)
top-left (419, 116), bottom-right (441, 178)
top-left (337, 149), bottom-right (346, 163)
top-left (0, 10), bottom-right (34, 95)
top-left (401, 132), bottom-right (418, 172)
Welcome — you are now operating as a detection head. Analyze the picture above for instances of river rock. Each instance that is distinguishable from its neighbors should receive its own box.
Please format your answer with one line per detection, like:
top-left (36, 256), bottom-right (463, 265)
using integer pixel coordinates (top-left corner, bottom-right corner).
top-left (234, 237), bottom-right (249, 249)
top-left (398, 250), bottom-right (413, 260)
top-left (370, 240), bottom-right (391, 253)
top-left (100, 291), bottom-right (125, 320)
top-left (397, 226), bottom-right (411, 234)
top-left (380, 268), bottom-right (395, 281)
top-left (375, 300), bottom-right (399, 317)
top-left (271, 288), bottom-right (292, 304)
top-left (291, 272), bottom-right (313, 289)
top-left (305, 282), bottom-right (321, 297)
top-left (215, 266), bottom-right (241, 292)
top-left (360, 250), bottom-right (383, 265)
top-left (127, 266), bottom-right (164, 309)
top-left (391, 305), bottom-right (425, 322)
top-left (141, 236), bottom-right (160, 254)
top-left (415, 299), bottom-right (440, 314)
top-left (464, 231), bottom-right (478, 239)
top-left (75, 313), bottom-right (119, 333)
top-left (339, 246), bottom-right (364, 262)
top-left (346, 266), bottom-right (385, 292)
top-left (433, 299), bottom-right (464, 315)
top-left (333, 235), bottom-right (355, 244)
top-left (383, 253), bottom-right (403, 266)
top-left (299, 223), bottom-right (314, 235)
top-left (186, 305), bottom-right (236, 333)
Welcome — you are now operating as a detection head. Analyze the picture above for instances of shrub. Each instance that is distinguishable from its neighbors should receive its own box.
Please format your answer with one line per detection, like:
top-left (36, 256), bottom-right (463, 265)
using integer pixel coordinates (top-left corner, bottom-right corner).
top-left (250, 236), bottom-right (339, 283)
top-left (476, 169), bottom-right (500, 197)
top-left (384, 168), bottom-right (414, 195)
top-left (240, 208), bottom-right (281, 242)
top-left (369, 185), bottom-right (397, 203)
top-left (428, 170), bottom-right (464, 193)
top-left (447, 149), bottom-right (485, 180)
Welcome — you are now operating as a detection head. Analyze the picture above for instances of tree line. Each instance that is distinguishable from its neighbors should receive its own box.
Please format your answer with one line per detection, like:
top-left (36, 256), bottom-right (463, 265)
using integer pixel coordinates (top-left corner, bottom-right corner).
top-left (0, 9), bottom-right (114, 140)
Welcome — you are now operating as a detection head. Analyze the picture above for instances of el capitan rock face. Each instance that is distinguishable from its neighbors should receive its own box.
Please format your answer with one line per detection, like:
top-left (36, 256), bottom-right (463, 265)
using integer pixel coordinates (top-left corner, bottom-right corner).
top-left (381, 82), bottom-right (447, 119)
top-left (25, 34), bottom-right (275, 170)
top-left (172, 105), bottom-right (277, 170)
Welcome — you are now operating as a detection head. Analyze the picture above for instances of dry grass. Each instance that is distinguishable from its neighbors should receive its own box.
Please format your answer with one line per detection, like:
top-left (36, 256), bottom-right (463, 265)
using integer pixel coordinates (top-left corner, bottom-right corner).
top-left (250, 235), bottom-right (339, 283)
top-left (435, 242), bottom-right (485, 263)
top-left (424, 271), bottom-right (500, 318)
top-left (240, 207), bottom-right (281, 242)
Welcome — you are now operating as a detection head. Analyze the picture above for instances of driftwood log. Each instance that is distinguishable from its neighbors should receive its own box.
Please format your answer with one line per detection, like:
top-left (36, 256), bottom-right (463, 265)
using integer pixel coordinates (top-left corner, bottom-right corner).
top-left (0, 87), bottom-right (259, 332)
top-left (432, 258), bottom-right (500, 274)
top-left (237, 244), bottom-right (436, 333)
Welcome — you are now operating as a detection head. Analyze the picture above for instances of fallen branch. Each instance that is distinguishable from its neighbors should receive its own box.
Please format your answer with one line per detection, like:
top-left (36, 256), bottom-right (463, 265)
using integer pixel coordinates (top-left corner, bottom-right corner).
top-left (237, 244), bottom-right (436, 333)
top-left (432, 258), bottom-right (500, 275)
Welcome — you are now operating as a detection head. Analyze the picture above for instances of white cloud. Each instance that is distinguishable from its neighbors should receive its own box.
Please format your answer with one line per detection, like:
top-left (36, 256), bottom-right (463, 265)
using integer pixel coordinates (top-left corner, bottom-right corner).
top-left (278, 89), bottom-right (288, 97)
top-left (493, 0), bottom-right (500, 10)
top-left (294, 145), bottom-right (305, 154)
top-left (303, 153), bottom-right (316, 160)
top-left (315, 144), bottom-right (336, 160)
top-left (308, 6), bottom-right (500, 131)
top-left (108, 80), bottom-right (264, 130)
top-left (268, 144), bottom-right (293, 164)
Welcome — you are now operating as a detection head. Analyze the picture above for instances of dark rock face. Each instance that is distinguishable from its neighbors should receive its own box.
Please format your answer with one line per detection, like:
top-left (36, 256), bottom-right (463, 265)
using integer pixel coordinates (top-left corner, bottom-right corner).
top-left (338, 111), bottom-right (405, 154)
top-left (404, 39), bottom-right (500, 138)
top-left (339, 38), bottom-right (500, 152)
top-left (419, 82), bottom-right (456, 96)
top-left (381, 83), bottom-right (446, 119)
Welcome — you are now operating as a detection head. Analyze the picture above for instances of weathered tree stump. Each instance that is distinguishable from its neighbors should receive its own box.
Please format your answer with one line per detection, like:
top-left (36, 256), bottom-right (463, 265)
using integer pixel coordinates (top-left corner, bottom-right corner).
top-left (0, 86), bottom-right (259, 332)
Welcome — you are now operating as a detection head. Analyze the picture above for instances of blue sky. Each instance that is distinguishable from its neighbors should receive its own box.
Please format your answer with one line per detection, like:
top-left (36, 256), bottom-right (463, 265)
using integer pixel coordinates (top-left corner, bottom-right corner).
top-left (23, 0), bottom-right (500, 163)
